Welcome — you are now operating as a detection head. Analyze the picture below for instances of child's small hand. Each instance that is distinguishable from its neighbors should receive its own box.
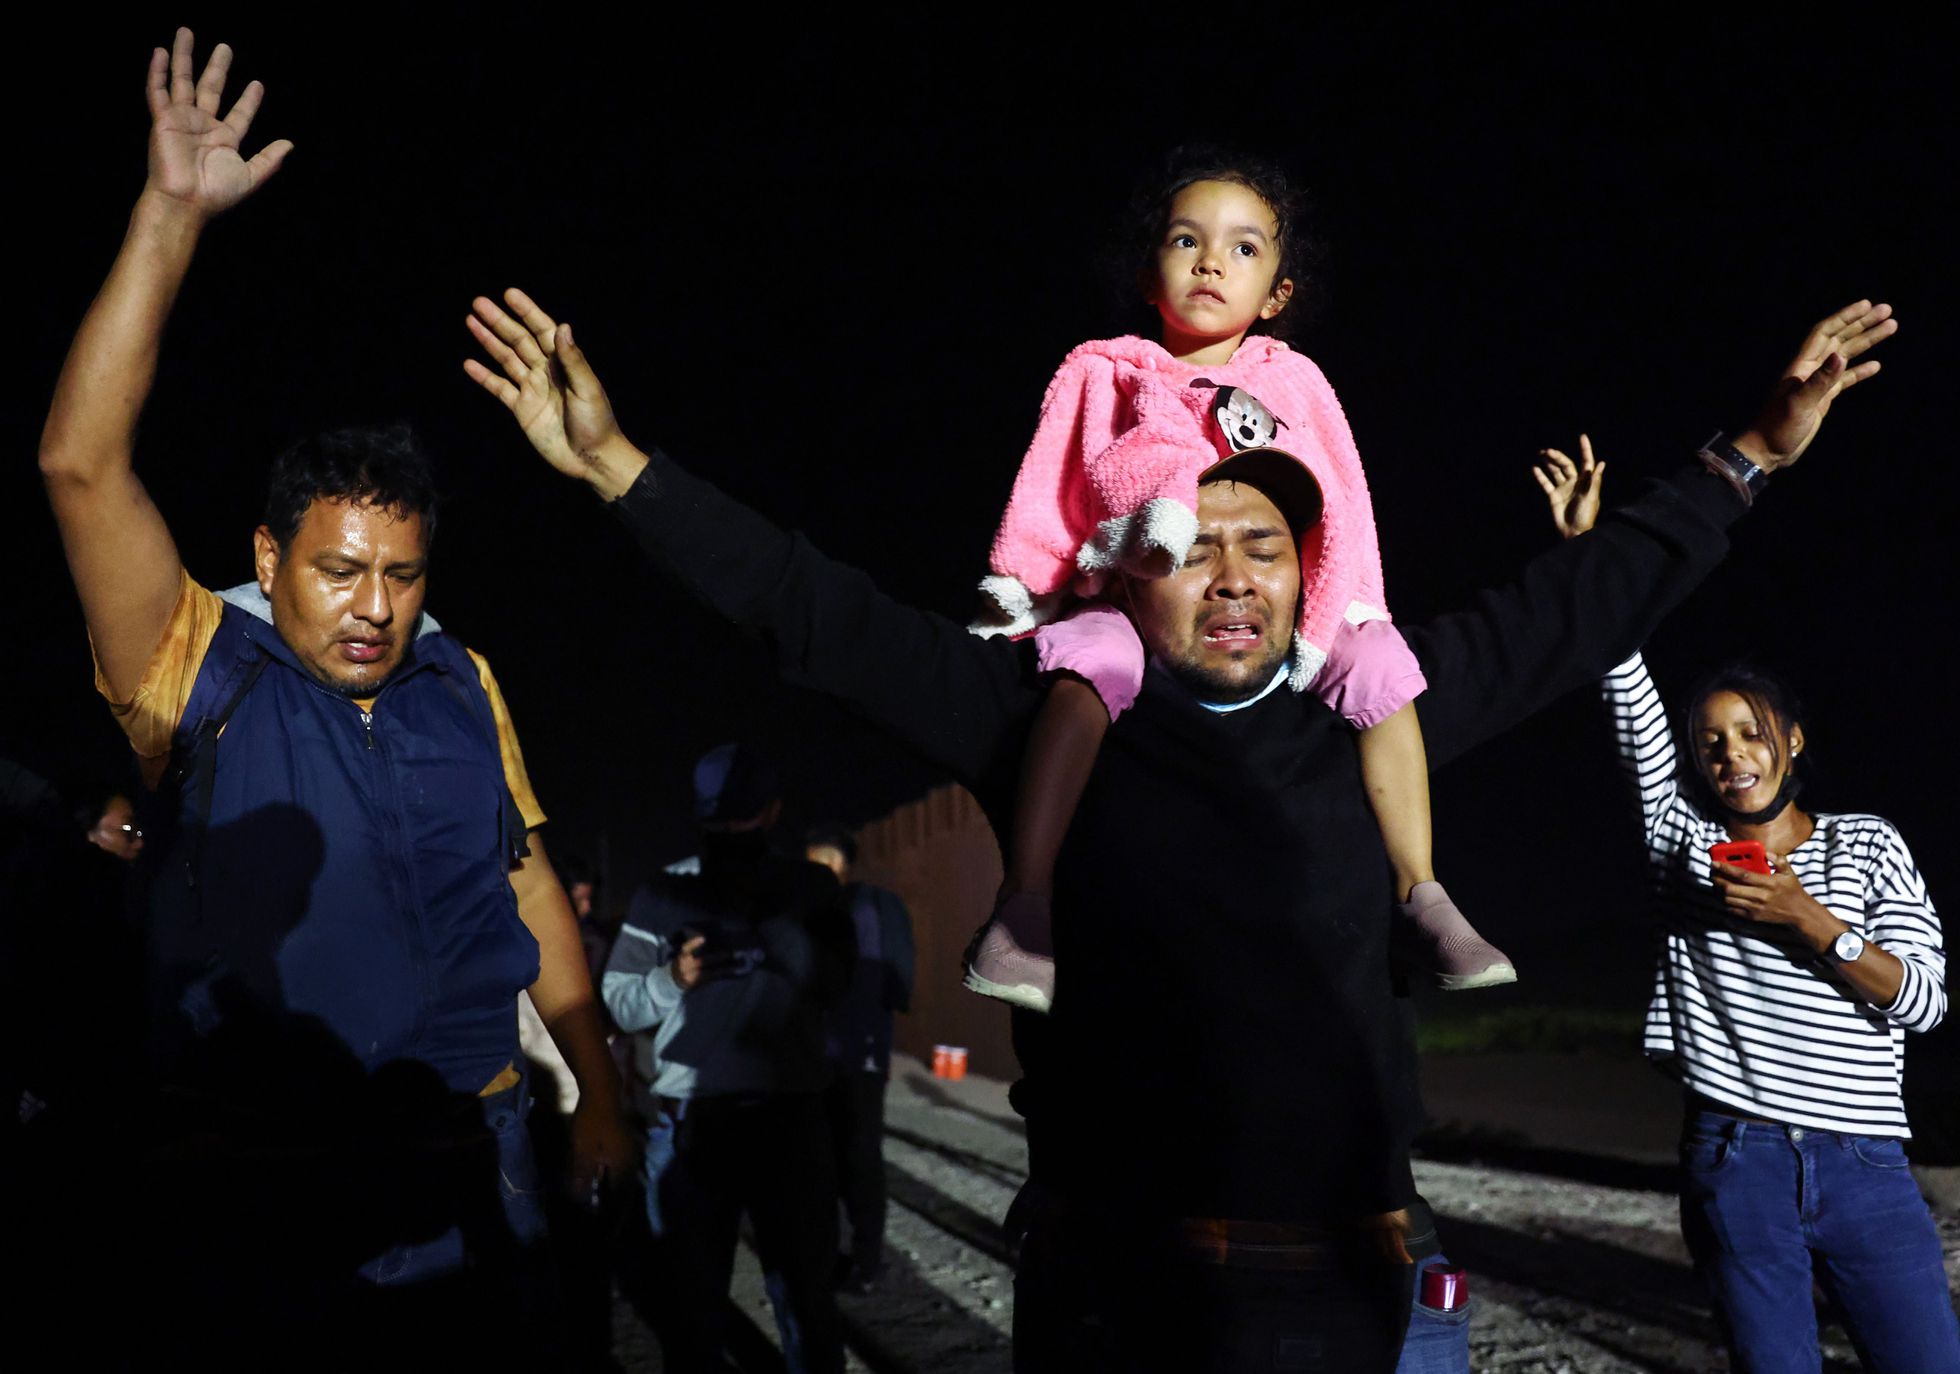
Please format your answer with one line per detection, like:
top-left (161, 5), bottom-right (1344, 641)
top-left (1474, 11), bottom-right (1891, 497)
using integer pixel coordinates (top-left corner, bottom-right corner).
top-left (1532, 435), bottom-right (1606, 539)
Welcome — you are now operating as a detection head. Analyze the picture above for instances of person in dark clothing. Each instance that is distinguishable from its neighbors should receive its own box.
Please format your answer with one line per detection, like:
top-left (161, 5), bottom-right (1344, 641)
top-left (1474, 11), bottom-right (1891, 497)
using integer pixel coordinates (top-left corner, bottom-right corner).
top-left (603, 746), bottom-right (858, 1374)
top-left (3, 764), bottom-right (146, 1344)
top-left (806, 825), bottom-right (917, 1291)
top-left (3, 766), bottom-right (147, 1135)
top-left (467, 286), bottom-right (1892, 1371)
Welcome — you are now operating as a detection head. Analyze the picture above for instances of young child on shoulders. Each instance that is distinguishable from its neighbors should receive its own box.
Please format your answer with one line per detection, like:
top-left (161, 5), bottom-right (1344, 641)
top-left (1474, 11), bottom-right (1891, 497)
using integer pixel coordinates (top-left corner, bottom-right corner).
top-left (966, 147), bottom-right (1516, 1013)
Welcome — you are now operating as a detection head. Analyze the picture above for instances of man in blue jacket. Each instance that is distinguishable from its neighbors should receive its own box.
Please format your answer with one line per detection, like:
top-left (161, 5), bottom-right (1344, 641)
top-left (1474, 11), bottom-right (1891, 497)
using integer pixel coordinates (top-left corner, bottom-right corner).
top-left (37, 30), bottom-right (631, 1356)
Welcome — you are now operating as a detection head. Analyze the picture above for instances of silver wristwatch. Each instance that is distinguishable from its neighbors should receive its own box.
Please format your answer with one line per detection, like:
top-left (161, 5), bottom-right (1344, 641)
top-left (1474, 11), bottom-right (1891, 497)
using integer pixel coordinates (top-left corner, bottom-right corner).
top-left (1832, 930), bottom-right (1867, 964)
top-left (1699, 431), bottom-right (1770, 507)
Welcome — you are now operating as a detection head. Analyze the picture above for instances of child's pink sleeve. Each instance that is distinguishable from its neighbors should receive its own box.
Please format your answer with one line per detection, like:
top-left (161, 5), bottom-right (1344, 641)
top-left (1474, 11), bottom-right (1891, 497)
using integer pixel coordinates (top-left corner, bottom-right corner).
top-left (988, 352), bottom-right (1122, 601)
top-left (1314, 619), bottom-right (1426, 730)
top-left (980, 348), bottom-right (1105, 595)
top-left (1032, 603), bottom-right (1147, 721)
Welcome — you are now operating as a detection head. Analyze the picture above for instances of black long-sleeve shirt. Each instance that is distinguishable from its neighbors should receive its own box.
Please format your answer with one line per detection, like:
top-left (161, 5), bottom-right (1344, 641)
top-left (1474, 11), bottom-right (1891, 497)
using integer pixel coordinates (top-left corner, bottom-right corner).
top-left (611, 453), bottom-right (1744, 1225)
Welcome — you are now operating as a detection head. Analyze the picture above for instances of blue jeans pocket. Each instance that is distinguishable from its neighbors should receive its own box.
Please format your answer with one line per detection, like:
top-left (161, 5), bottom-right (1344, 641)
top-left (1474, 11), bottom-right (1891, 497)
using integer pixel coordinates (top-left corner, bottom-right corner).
top-left (1682, 1130), bottom-right (1738, 1175)
top-left (491, 1083), bottom-right (548, 1245)
top-left (1412, 1298), bottom-right (1473, 1325)
top-left (1410, 1253), bottom-right (1473, 1324)
top-left (1851, 1135), bottom-right (1910, 1169)
top-left (1401, 1255), bottom-right (1472, 1374)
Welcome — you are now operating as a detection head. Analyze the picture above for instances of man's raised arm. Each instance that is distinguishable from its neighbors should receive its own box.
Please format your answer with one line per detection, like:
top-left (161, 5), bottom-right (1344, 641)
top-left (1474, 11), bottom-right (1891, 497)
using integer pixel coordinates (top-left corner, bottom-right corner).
top-left (464, 290), bottom-right (1040, 789)
top-left (40, 29), bottom-right (291, 701)
top-left (1410, 301), bottom-right (1897, 768)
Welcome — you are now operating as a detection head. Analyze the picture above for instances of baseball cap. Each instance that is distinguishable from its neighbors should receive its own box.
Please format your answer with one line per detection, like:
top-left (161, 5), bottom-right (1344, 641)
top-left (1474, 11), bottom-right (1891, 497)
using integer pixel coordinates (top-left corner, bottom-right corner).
top-left (1197, 446), bottom-right (1324, 538)
top-left (692, 743), bottom-right (781, 824)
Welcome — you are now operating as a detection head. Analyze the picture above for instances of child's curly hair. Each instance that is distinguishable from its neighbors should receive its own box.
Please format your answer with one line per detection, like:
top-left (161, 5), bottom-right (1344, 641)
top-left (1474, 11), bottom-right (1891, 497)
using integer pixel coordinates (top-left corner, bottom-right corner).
top-left (1117, 145), bottom-right (1327, 341)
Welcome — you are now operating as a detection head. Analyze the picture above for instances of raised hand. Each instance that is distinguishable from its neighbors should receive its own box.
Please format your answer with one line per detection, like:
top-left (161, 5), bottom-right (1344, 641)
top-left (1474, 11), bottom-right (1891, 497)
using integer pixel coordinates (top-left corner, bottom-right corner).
top-left (1738, 301), bottom-right (1897, 471)
top-left (145, 28), bottom-right (291, 219)
top-left (465, 289), bottom-right (645, 499)
top-left (1532, 434), bottom-right (1606, 539)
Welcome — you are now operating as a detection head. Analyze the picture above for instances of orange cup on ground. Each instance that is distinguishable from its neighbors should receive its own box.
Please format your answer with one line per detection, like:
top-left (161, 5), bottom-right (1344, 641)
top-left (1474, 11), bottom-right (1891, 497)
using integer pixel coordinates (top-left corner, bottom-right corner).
top-left (946, 1046), bottom-right (968, 1080)
top-left (931, 1045), bottom-right (952, 1077)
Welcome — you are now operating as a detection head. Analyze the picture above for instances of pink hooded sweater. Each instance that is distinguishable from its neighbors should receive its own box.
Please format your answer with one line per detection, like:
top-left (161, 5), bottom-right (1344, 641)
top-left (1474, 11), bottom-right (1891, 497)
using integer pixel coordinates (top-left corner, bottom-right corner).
top-left (980, 334), bottom-right (1390, 691)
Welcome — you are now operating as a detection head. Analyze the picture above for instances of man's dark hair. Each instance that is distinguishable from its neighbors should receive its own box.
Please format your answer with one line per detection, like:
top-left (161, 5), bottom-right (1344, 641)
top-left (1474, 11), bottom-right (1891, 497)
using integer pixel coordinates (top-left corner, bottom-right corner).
top-left (1681, 663), bottom-right (1811, 816)
top-left (805, 825), bottom-right (858, 867)
top-left (1119, 144), bottom-right (1327, 340)
top-left (262, 424), bottom-right (439, 550)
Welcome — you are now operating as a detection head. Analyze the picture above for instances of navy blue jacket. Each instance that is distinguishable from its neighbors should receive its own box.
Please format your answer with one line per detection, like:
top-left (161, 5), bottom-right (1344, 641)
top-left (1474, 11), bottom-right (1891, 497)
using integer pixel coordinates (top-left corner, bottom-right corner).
top-left (146, 603), bottom-right (538, 1098)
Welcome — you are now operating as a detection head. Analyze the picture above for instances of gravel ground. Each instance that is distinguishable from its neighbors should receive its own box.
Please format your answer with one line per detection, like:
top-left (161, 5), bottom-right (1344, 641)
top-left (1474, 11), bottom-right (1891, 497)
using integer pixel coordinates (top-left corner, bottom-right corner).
top-left (607, 1056), bottom-right (1960, 1371)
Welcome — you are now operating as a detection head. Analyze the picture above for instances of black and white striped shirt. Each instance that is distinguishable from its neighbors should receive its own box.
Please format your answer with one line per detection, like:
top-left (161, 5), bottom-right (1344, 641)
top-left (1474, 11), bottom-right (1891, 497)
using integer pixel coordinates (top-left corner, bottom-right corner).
top-left (1604, 652), bottom-right (1946, 1138)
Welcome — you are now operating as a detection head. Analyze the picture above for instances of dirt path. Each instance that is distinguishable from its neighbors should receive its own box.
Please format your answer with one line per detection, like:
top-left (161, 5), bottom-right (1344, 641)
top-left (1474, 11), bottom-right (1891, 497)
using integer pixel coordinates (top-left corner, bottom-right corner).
top-left (609, 1057), bottom-right (1960, 1371)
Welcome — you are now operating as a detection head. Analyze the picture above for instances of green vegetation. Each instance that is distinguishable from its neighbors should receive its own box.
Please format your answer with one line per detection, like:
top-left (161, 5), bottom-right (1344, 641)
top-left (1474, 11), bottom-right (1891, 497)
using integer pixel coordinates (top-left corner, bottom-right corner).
top-left (1416, 1005), bottom-right (1646, 1056)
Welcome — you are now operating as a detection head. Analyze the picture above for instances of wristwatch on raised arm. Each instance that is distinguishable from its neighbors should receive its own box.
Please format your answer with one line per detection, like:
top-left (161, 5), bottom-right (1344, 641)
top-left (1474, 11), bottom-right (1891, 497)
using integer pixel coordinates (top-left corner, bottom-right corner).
top-left (1831, 929), bottom-right (1867, 965)
top-left (1698, 431), bottom-right (1770, 507)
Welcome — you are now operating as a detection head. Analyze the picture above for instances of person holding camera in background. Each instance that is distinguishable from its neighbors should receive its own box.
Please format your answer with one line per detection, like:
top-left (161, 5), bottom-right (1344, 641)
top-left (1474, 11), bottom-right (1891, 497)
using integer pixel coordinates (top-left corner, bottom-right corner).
top-left (602, 744), bottom-right (856, 1373)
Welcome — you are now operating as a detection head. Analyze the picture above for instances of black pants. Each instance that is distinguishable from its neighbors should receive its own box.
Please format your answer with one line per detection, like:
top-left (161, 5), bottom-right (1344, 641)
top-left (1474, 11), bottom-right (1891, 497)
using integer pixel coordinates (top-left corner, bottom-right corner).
top-left (825, 1069), bottom-right (889, 1270)
top-left (642, 1091), bottom-right (843, 1374)
top-left (1012, 1211), bottom-right (1411, 1374)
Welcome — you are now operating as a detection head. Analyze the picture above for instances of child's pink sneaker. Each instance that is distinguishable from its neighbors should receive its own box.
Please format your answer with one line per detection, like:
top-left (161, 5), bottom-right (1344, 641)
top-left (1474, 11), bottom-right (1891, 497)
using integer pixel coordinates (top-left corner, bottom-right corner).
top-left (962, 891), bottom-right (1056, 1014)
top-left (1397, 881), bottom-right (1517, 991)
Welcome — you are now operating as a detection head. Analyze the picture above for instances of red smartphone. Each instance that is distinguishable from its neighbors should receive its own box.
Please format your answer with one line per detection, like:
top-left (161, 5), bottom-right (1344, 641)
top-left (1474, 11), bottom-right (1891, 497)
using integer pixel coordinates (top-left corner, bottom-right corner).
top-left (1710, 840), bottom-right (1773, 875)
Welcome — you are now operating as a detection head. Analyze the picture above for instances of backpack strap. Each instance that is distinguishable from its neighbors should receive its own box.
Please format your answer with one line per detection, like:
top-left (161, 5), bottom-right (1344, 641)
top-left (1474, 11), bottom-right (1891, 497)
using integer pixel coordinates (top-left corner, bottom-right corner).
top-left (157, 610), bottom-right (272, 903)
top-left (176, 652), bottom-right (269, 895)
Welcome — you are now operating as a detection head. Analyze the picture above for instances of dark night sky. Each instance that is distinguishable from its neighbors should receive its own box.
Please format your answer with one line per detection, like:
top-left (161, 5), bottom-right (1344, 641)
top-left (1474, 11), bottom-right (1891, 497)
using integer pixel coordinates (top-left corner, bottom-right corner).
top-left (11, 8), bottom-right (1958, 1028)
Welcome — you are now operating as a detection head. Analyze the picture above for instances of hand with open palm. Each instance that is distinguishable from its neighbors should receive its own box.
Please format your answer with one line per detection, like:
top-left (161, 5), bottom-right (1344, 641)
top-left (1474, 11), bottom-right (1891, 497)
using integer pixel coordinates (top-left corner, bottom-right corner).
top-left (465, 289), bottom-right (648, 500)
top-left (143, 27), bottom-right (291, 221)
top-left (1738, 301), bottom-right (1897, 471)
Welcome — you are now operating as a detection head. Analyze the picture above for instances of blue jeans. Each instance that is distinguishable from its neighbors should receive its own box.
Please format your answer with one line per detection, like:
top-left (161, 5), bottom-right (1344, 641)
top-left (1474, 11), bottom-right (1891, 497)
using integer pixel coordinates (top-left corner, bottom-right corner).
top-left (1680, 1109), bottom-right (1960, 1373)
top-left (642, 1103), bottom-right (680, 1235)
top-left (360, 1071), bottom-right (549, 1286)
top-left (1395, 1252), bottom-right (1471, 1374)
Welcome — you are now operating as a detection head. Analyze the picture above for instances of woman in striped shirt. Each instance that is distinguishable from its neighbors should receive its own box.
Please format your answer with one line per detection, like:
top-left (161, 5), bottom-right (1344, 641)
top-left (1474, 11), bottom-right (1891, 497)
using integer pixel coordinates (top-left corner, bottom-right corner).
top-left (1537, 440), bottom-right (1959, 1373)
